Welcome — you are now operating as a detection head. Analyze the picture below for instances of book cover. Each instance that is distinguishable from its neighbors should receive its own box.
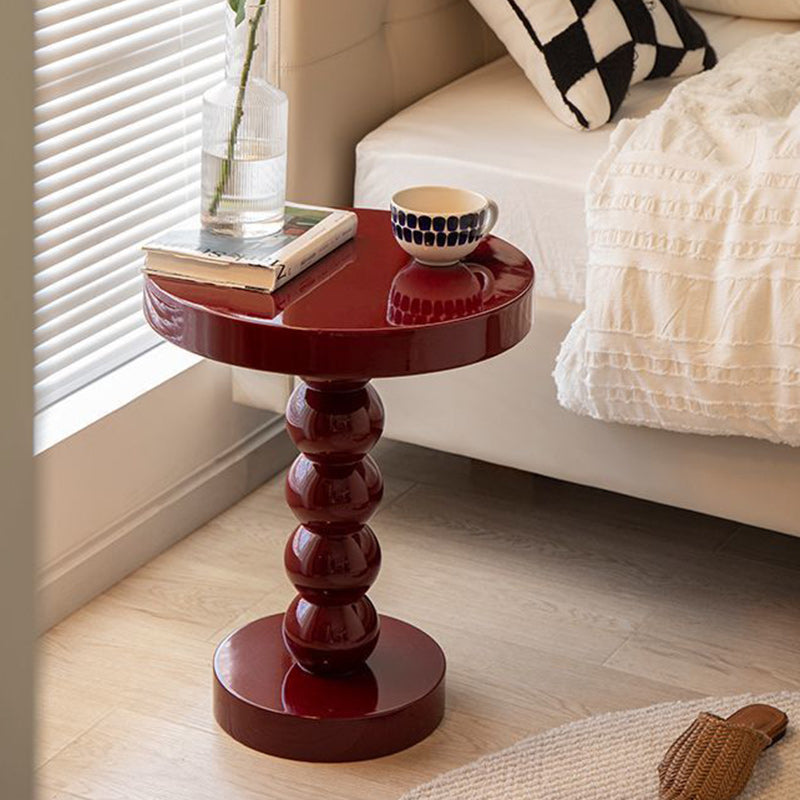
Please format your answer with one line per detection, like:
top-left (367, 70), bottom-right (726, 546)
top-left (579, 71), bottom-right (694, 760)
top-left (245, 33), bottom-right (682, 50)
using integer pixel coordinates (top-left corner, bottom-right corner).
top-left (152, 239), bottom-right (357, 320)
top-left (143, 204), bottom-right (357, 292)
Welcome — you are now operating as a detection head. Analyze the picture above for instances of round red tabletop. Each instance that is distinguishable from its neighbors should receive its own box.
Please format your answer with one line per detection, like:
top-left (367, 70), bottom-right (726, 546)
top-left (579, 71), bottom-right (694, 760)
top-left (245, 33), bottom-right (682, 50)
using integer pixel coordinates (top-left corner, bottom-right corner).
top-left (144, 208), bottom-right (533, 380)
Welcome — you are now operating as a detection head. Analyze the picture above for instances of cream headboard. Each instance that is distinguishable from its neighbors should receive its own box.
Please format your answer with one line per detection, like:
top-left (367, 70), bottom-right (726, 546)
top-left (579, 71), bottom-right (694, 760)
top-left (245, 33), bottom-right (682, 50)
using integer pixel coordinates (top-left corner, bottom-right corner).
top-left (269, 0), bottom-right (504, 206)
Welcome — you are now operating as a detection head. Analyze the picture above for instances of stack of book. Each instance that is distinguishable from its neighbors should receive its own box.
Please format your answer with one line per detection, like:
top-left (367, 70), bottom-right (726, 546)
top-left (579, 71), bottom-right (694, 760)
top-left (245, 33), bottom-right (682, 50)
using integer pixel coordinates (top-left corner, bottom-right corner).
top-left (143, 204), bottom-right (358, 294)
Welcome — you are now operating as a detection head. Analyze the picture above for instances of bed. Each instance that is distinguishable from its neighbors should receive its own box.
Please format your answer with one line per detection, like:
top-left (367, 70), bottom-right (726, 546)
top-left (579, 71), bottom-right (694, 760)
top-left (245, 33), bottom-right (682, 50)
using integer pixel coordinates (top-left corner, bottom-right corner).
top-left (243, 1), bottom-right (800, 535)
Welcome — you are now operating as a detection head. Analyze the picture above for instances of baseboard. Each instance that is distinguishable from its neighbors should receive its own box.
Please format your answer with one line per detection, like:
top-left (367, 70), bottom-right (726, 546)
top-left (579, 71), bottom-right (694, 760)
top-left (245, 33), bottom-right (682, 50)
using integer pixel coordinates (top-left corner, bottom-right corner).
top-left (37, 416), bottom-right (295, 632)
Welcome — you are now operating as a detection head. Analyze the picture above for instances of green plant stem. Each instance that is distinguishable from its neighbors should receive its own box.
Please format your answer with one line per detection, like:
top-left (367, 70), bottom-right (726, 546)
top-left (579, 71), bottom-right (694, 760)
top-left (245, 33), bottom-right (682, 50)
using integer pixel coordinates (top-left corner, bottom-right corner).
top-left (208, 0), bottom-right (267, 217)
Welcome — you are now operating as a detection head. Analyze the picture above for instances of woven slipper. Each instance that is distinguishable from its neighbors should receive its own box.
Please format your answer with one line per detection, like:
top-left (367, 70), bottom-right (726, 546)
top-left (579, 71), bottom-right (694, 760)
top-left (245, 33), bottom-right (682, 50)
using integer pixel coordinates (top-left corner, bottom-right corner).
top-left (658, 704), bottom-right (788, 800)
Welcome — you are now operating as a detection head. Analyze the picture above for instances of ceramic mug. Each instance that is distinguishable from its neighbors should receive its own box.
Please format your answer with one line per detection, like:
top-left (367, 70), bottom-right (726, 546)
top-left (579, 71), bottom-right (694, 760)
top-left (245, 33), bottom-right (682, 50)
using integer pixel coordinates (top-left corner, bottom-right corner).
top-left (390, 186), bottom-right (499, 265)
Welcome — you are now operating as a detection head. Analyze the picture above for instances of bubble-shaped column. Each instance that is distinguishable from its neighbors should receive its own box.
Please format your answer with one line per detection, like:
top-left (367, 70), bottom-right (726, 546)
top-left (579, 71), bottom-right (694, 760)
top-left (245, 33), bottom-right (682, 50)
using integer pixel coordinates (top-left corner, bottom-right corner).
top-left (282, 379), bottom-right (385, 675)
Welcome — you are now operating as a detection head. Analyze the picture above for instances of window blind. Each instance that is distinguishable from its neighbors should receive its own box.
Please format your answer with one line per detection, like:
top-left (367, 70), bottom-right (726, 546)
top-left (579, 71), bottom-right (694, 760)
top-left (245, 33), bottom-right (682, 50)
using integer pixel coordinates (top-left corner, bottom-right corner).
top-left (34, 0), bottom-right (225, 411)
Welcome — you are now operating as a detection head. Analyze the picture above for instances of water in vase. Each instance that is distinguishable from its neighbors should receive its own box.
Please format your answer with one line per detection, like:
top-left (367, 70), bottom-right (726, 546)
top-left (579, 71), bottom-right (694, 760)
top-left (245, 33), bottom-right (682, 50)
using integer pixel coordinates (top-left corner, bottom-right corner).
top-left (201, 139), bottom-right (287, 238)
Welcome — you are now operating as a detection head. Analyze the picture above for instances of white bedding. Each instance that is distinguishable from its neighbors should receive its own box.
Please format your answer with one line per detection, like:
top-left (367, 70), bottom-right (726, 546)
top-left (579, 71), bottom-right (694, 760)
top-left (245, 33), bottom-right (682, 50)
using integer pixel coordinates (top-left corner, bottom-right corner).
top-left (354, 13), bottom-right (800, 303)
top-left (555, 33), bottom-right (800, 446)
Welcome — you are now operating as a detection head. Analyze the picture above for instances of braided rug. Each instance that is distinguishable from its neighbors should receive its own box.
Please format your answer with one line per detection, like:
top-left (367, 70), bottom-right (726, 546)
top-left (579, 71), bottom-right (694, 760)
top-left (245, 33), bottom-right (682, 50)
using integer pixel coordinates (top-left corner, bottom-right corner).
top-left (401, 691), bottom-right (799, 800)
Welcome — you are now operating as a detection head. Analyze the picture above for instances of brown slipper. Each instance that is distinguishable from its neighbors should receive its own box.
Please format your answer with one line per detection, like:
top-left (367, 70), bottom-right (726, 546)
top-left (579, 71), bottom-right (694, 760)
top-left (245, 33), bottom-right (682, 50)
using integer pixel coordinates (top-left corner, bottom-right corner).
top-left (658, 704), bottom-right (788, 800)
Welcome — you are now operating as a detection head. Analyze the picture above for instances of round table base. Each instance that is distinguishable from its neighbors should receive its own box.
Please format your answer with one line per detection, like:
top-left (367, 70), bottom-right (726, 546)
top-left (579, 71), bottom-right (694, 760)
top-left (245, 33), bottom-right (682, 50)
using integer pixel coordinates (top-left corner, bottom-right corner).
top-left (213, 614), bottom-right (446, 762)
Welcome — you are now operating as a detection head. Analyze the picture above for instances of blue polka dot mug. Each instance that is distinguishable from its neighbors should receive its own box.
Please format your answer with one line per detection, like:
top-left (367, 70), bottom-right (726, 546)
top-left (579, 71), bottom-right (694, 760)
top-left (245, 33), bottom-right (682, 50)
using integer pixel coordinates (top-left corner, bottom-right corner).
top-left (390, 186), bottom-right (499, 266)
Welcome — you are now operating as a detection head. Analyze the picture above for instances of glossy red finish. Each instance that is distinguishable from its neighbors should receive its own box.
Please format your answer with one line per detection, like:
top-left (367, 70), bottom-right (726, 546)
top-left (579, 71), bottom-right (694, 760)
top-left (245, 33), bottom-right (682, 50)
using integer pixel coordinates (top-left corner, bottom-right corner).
top-left (387, 259), bottom-right (495, 325)
top-left (283, 379), bottom-right (384, 675)
top-left (286, 454), bottom-right (383, 527)
top-left (213, 613), bottom-right (446, 762)
top-left (286, 380), bottom-right (383, 463)
top-left (143, 208), bottom-right (534, 380)
top-left (144, 208), bottom-right (533, 760)
top-left (284, 524), bottom-right (380, 605)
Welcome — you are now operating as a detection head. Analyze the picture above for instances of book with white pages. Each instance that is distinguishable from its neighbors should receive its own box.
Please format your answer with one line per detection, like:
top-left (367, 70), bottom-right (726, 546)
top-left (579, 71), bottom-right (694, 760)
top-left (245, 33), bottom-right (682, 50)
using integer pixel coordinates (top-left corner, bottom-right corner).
top-left (143, 204), bottom-right (358, 293)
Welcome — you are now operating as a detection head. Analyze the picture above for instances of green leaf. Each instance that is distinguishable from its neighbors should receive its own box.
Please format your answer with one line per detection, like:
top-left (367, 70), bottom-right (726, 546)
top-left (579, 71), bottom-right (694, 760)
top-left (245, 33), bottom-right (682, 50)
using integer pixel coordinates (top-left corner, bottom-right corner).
top-left (226, 0), bottom-right (246, 26)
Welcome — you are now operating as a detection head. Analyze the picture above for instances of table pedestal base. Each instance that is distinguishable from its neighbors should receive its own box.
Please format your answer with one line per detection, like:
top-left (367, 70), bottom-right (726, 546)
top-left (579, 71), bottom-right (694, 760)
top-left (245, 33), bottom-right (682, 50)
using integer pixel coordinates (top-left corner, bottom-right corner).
top-left (213, 613), bottom-right (446, 762)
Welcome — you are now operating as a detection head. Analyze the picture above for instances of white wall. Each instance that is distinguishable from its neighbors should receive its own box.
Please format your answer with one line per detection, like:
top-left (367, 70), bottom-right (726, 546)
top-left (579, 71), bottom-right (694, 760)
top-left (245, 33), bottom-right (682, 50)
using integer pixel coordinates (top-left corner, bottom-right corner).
top-left (36, 354), bottom-right (294, 630)
top-left (0, 1), bottom-right (35, 797)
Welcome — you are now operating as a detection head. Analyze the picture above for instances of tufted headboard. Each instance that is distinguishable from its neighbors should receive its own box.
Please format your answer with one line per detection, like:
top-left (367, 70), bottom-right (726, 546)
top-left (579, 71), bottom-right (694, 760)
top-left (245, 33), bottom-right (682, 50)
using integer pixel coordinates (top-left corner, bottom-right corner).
top-left (268, 0), bottom-right (504, 206)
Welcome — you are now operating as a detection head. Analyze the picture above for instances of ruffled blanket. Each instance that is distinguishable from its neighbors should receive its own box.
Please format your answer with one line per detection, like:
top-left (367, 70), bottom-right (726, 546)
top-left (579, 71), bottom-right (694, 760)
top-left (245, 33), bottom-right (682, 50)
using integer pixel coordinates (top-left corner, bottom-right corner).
top-left (555, 34), bottom-right (800, 446)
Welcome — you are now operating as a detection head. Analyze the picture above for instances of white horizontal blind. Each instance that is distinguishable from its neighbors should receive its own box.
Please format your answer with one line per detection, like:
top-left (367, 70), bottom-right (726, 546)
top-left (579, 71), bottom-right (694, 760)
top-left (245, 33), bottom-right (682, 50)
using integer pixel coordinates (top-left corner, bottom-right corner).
top-left (34, 0), bottom-right (225, 411)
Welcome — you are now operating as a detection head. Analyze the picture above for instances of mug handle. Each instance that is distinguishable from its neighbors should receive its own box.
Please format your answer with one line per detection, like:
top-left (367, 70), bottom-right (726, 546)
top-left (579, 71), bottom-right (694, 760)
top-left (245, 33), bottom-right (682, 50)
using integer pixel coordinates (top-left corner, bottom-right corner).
top-left (468, 264), bottom-right (495, 301)
top-left (482, 199), bottom-right (499, 237)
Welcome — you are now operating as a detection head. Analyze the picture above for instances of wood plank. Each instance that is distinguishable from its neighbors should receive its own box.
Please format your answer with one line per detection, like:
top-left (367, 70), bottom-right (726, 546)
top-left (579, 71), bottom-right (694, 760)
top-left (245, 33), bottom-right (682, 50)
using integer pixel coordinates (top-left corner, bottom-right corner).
top-left (721, 524), bottom-right (800, 571)
top-left (103, 544), bottom-right (270, 641)
top-left (606, 568), bottom-right (800, 696)
top-left (606, 629), bottom-right (800, 696)
top-left (38, 594), bottom-right (237, 741)
top-left (35, 673), bottom-right (111, 770)
top-left (38, 788), bottom-right (90, 800)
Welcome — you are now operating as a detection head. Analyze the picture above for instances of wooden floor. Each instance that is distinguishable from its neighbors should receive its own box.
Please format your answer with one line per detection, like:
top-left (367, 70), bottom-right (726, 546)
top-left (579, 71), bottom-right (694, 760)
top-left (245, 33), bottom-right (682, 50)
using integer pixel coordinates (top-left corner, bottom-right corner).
top-left (37, 440), bottom-right (800, 800)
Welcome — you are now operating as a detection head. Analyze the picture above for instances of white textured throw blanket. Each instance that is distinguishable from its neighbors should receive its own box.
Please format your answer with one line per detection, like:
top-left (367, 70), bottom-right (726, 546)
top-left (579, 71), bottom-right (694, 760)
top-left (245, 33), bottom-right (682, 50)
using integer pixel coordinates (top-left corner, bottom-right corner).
top-left (555, 34), bottom-right (800, 445)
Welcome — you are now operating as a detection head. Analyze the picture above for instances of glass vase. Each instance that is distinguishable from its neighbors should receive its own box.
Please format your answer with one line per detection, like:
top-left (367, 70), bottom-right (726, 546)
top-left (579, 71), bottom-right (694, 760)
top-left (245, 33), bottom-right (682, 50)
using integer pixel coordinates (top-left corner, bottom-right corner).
top-left (201, 0), bottom-right (288, 237)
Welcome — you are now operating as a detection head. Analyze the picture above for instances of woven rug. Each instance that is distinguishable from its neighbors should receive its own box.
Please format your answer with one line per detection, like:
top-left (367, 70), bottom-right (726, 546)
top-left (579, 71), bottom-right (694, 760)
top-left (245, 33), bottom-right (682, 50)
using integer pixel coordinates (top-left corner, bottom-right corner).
top-left (401, 691), bottom-right (800, 800)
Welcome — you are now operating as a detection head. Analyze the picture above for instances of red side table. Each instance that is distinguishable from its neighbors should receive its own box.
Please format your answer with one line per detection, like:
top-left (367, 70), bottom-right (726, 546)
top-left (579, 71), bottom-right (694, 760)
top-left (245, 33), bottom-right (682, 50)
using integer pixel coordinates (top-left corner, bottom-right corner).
top-left (144, 208), bottom-right (533, 762)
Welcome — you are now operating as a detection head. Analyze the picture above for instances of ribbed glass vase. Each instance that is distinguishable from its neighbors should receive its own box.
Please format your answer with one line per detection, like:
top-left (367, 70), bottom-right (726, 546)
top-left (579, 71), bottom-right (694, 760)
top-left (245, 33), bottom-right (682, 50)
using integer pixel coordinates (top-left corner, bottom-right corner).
top-left (201, 0), bottom-right (288, 237)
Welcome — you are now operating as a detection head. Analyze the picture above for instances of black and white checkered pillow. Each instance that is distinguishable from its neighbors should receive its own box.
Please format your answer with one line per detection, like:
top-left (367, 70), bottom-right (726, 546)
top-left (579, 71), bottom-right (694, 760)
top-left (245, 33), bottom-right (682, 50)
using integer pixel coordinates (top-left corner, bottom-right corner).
top-left (468, 0), bottom-right (717, 130)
